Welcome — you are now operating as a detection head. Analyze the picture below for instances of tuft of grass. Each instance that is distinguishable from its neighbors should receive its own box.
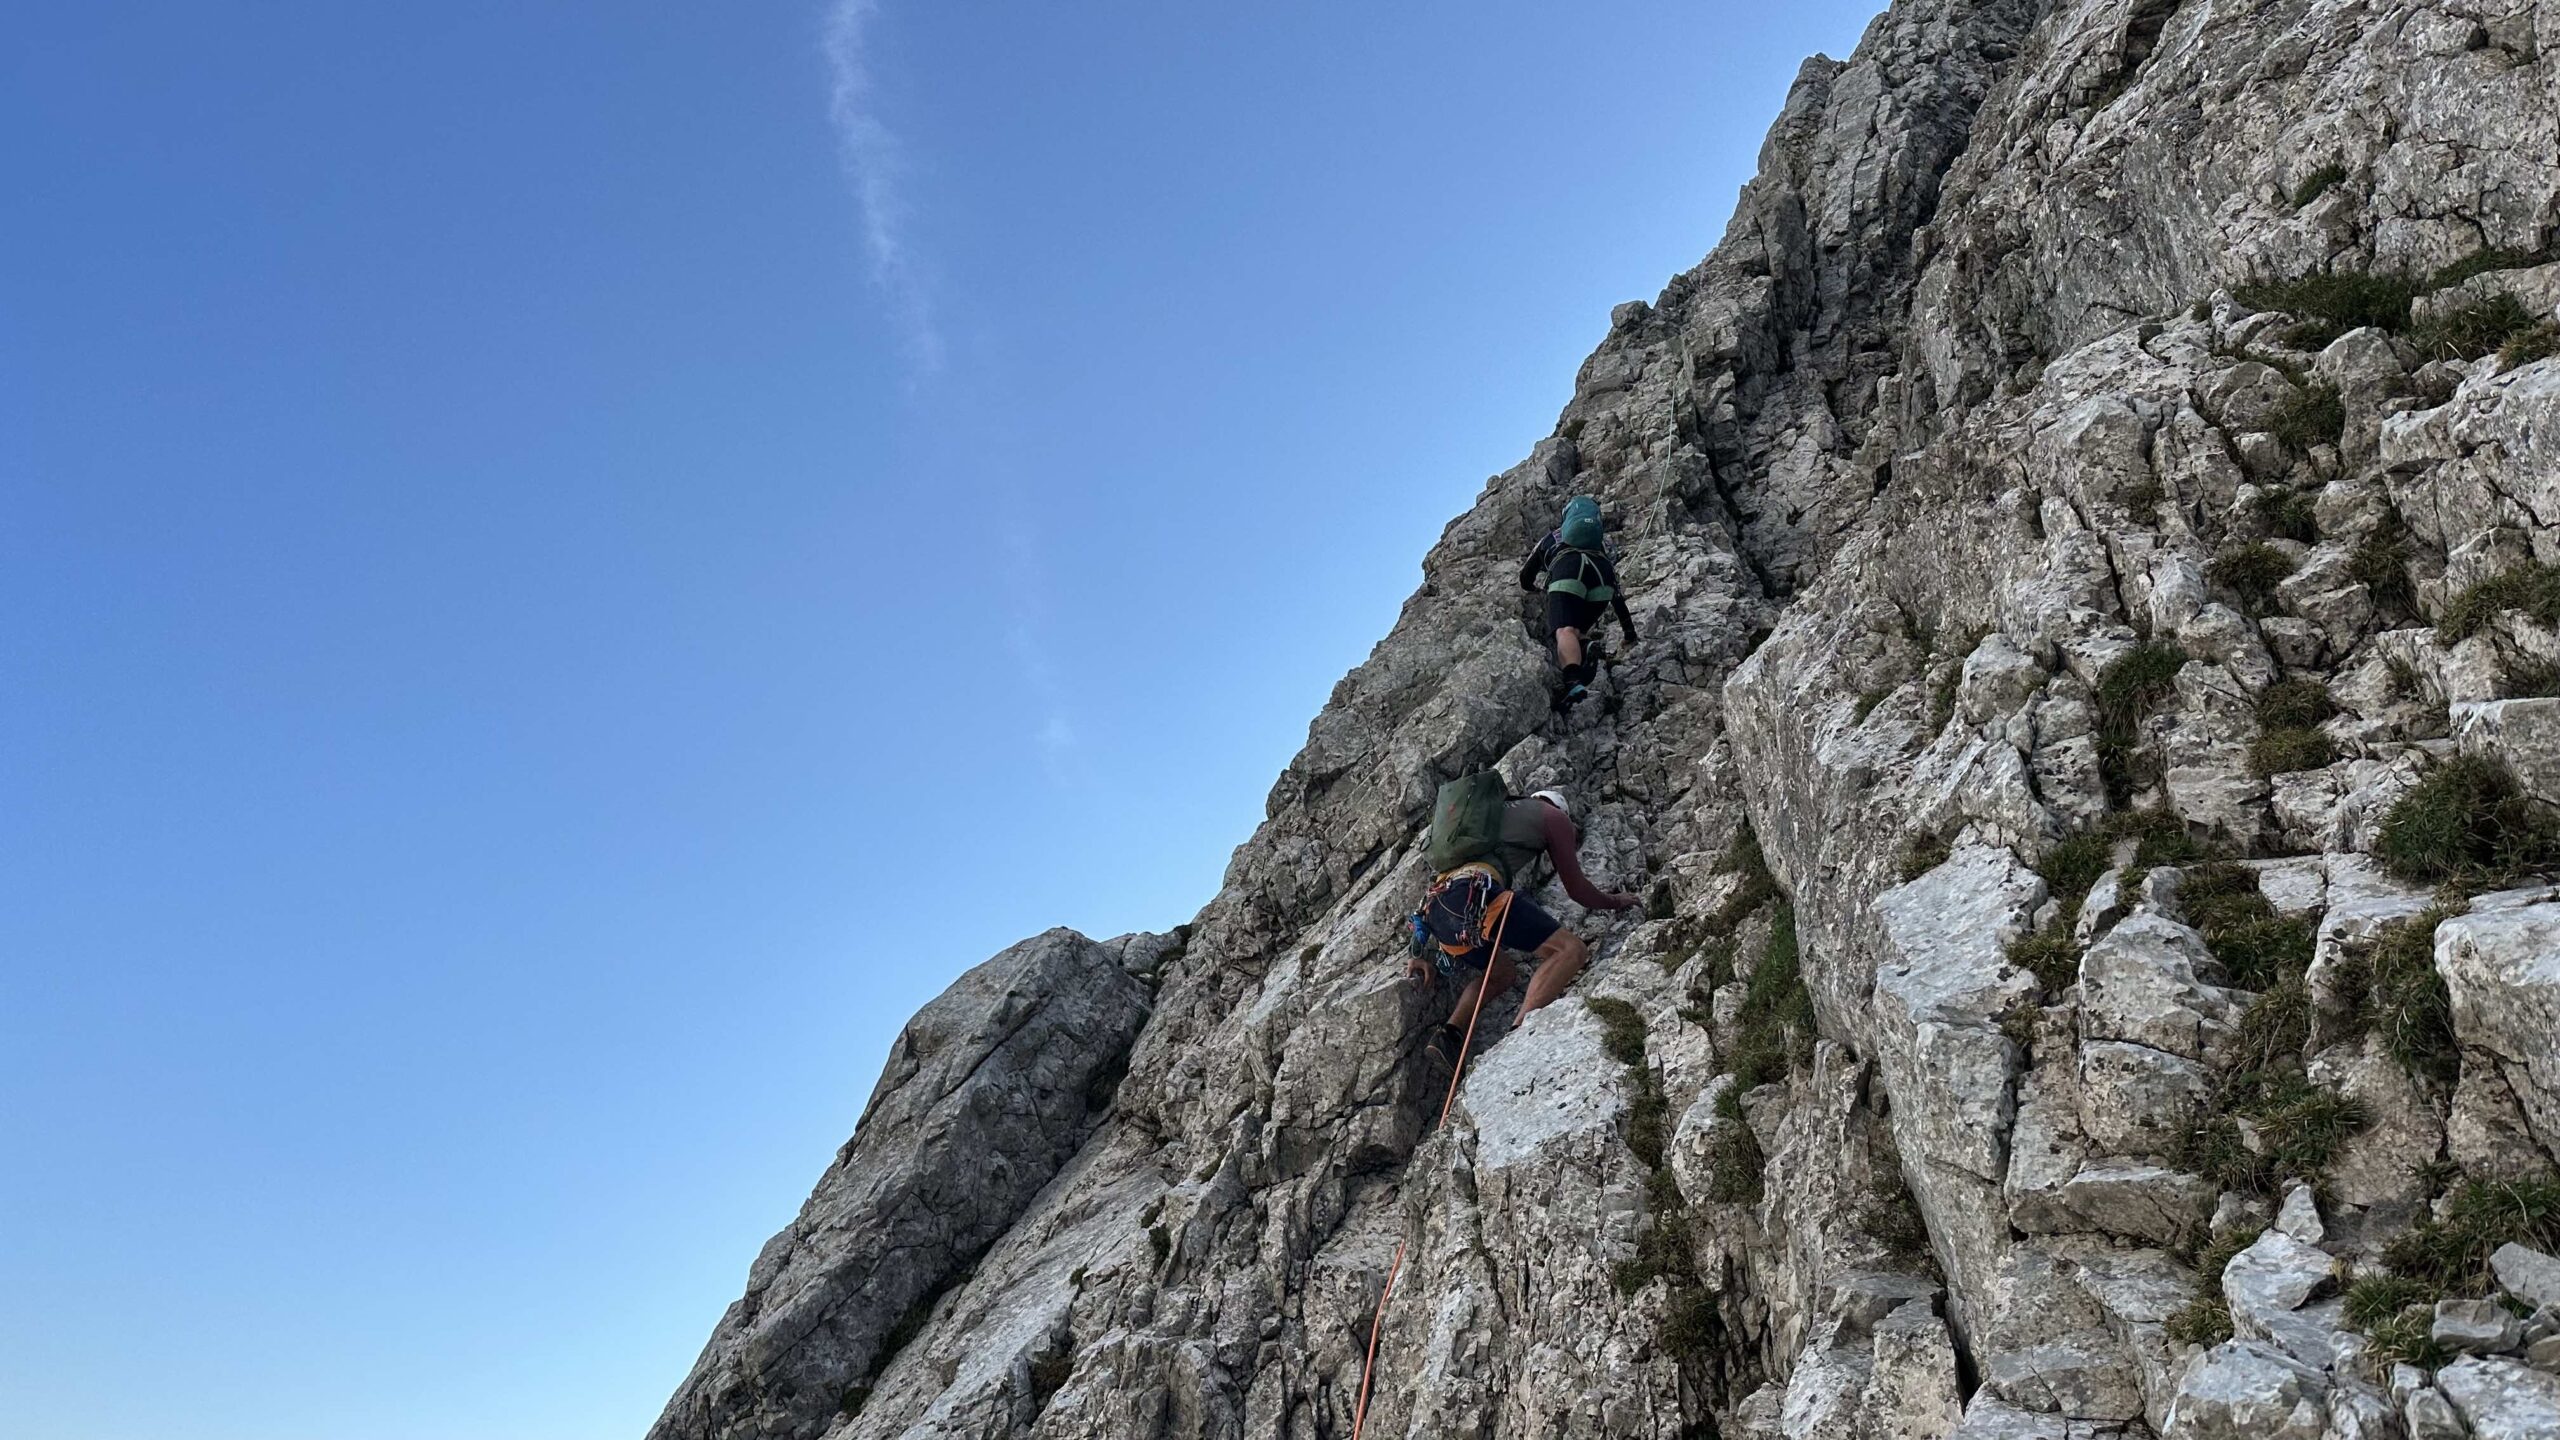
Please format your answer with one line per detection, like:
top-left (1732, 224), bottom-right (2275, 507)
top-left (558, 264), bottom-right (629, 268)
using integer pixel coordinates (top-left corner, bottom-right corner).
top-left (2412, 293), bottom-right (2543, 363)
top-left (2290, 163), bottom-right (2348, 210)
top-left (2250, 489), bottom-right (2320, 544)
top-left (1704, 823), bottom-right (1782, 935)
top-left (1727, 903), bottom-right (1814, 1093)
top-left (1854, 687), bottom-right (1892, 722)
top-left (2256, 1083), bottom-right (2372, 1173)
top-left (1585, 997), bottom-right (1648, 1068)
top-left (2440, 563), bottom-right (2560, 643)
top-left (2504, 323), bottom-right (2560, 368)
top-left (2348, 522), bottom-right (2419, 617)
top-left (2006, 925), bottom-right (2083, 994)
top-left (1628, 1077), bottom-right (1670, 1172)
top-left (2249, 688), bottom-right (2339, 786)
top-left (2357, 904), bottom-right (2465, 1085)
top-left (2177, 1075), bottom-right (2368, 1195)
top-left (2127, 475), bottom-right (2168, 511)
top-left (2213, 916), bottom-right (2319, 994)
top-left (2212, 542), bottom-right (2301, 618)
top-left (2176, 861), bottom-right (2316, 990)
top-left (2166, 1226), bottom-right (2264, 1347)
top-left (2237, 271), bottom-right (2420, 349)
top-left (2250, 726), bottom-right (2336, 776)
top-left (2381, 1169), bottom-right (2560, 1290)
top-left (2268, 383), bottom-right (2347, 452)
top-left (1998, 998), bottom-right (2040, 1057)
top-left (2344, 1274), bottom-right (2438, 1328)
top-left (2180, 861), bottom-right (2274, 934)
top-left (1897, 830), bottom-right (1952, 883)
top-left (1660, 1285), bottom-right (1725, 1361)
top-left (1598, 976), bottom-right (1735, 1362)
top-left (1645, 880), bottom-right (1676, 921)
top-left (2043, 832), bottom-right (2117, 914)
top-left (2373, 755), bottom-right (2560, 887)
top-left (2164, 1290), bottom-right (2234, 1348)
top-left (1704, 1108), bottom-right (1766, 1206)
top-left (2228, 977), bottom-right (2311, 1075)
top-left (2257, 678), bottom-right (2338, 730)
top-left (2364, 1306), bottom-right (2455, 1370)
top-left (2096, 643), bottom-right (2188, 804)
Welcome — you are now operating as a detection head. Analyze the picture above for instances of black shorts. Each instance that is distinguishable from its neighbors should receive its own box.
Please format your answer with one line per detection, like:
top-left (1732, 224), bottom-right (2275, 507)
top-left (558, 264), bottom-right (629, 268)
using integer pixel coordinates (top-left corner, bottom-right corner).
top-left (1546, 590), bottom-right (1605, 639)
top-left (1440, 893), bottom-right (1563, 977)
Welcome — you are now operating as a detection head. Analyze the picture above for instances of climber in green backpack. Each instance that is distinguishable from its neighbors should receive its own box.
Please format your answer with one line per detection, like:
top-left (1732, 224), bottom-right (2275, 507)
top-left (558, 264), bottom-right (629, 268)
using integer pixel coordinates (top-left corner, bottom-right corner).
top-left (1405, 774), bottom-right (1641, 1069)
top-left (1520, 495), bottom-right (1637, 706)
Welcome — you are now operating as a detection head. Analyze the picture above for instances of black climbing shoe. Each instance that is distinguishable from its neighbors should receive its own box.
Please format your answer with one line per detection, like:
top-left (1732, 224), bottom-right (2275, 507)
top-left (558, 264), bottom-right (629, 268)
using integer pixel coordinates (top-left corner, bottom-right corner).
top-left (1423, 1024), bottom-right (1465, 1069)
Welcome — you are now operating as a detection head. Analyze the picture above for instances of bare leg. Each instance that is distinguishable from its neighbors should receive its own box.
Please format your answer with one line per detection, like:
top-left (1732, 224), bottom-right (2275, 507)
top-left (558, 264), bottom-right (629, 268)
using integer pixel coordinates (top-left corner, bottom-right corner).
top-left (1516, 931), bottom-right (1589, 1020)
top-left (1554, 627), bottom-right (1585, 669)
top-left (1445, 952), bottom-right (1518, 1031)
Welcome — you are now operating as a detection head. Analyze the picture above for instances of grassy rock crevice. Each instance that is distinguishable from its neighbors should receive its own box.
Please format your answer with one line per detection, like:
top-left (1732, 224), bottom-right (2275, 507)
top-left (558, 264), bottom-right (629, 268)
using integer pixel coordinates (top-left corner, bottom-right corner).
top-left (2164, 1224), bottom-right (2264, 1348)
top-left (2439, 563), bottom-right (2560, 644)
top-left (2340, 902), bottom-right (2464, 1086)
top-left (2347, 1167), bottom-right (2560, 1369)
top-left (1586, 996), bottom-right (1732, 1371)
top-left (2168, 863), bottom-right (2361, 1198)
top-left (2373, 755), bottom-right (2560, 887)
top-left (2096, 642), bottom-right (2188, 805)
top-left (2250, 677), bottom-right (2338, 777)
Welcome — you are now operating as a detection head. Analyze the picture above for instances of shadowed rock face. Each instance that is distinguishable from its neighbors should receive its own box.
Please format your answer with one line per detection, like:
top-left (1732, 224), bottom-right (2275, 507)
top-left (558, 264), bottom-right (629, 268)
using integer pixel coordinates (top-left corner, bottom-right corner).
top-left (656, 2), bottom-right (2560, 1436)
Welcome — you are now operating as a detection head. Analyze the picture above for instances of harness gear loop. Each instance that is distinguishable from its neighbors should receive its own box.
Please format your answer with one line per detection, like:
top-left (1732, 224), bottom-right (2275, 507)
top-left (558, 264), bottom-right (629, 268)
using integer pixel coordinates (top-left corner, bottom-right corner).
top-left (1350, 891), bottom-right (1516, 1438)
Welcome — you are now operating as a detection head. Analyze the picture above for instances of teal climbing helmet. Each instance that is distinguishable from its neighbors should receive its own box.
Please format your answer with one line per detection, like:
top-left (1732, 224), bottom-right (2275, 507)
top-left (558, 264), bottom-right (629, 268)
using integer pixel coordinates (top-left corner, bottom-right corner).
top-left (1559, 495), bottom-right (1603, 549)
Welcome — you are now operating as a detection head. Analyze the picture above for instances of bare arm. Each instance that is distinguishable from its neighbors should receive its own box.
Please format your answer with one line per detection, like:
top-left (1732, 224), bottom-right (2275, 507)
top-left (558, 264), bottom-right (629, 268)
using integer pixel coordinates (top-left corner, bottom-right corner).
top-left (1540, 804), bottom-right (1637, 911)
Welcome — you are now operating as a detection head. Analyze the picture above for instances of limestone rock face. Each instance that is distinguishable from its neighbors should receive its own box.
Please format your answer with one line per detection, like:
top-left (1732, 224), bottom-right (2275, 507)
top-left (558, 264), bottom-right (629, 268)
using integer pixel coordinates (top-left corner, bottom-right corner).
top-left (653, 1), bottom-right (2560, 1436)
top-left (649, 930), bottom-right (1151, 1440)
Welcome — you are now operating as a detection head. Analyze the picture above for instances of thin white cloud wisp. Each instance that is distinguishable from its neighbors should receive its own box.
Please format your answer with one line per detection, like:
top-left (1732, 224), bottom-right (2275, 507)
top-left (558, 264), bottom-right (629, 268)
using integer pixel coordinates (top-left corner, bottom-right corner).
top-left (823, 0), bottom-right (943, 374)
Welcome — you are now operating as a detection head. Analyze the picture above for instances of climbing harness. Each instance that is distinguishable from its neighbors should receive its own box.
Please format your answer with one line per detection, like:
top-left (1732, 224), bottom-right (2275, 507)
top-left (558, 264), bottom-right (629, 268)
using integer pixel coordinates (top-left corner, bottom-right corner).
top-left (1545, 546), bottom-right (1616, 605)
top-left (1350, 890), bottom-right (1515, 1439)
top-left (1414, 862), bottom-right (1514, 976)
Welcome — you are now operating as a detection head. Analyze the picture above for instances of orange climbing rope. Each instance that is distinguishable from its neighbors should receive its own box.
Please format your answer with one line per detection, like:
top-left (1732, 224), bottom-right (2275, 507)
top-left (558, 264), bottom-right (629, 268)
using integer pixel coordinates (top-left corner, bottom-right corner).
top-left (1349, 896), bottom-right (1514, 1439)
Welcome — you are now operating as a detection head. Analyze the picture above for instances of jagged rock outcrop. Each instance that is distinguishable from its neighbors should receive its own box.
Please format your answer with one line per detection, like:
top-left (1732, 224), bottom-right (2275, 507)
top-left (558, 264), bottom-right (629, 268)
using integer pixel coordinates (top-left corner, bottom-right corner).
top-left (655, 1), bottom-right (2560, 1436)
top-left (650, 931), bottom-right (1151, 1439)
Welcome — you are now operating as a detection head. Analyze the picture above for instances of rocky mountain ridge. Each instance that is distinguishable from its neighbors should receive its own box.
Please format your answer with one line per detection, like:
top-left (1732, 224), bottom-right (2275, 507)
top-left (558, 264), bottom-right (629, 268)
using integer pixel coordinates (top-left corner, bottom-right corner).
top-left (652, 1), bottom-right (2560, 1436)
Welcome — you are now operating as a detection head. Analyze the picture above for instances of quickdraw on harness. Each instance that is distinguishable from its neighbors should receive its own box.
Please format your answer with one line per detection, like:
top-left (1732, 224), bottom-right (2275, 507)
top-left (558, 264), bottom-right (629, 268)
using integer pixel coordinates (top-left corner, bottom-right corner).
top-left (1545, 546), bottom-right (1614, 605)
top-left (1407, 861), bottom-right (1514, 977)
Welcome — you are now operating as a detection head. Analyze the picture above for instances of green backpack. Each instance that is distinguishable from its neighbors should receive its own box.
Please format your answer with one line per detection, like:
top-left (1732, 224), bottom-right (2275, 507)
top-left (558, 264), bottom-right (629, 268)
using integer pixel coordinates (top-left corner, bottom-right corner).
top-left (1428, 772), bottom-right (1511, 878)
top-left (1559, 495), bottom-right (1604, 549)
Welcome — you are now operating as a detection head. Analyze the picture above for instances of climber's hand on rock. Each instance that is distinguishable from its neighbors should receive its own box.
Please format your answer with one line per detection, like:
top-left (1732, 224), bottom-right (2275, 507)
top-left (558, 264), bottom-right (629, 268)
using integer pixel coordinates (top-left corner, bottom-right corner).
top-left (1406, 955), bottom-right (1432, 987)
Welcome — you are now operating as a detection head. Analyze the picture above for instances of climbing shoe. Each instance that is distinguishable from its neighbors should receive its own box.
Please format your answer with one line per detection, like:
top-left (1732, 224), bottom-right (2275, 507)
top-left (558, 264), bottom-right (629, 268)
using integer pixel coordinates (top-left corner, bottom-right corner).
top-left (1423, 1024), bottom-right (1465, 1069)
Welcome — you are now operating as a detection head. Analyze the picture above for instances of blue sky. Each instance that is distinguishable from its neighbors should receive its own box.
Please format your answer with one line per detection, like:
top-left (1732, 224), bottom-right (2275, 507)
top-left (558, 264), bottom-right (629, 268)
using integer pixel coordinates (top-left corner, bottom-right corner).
top-left (1, 4), bottom-right (1884, 1437)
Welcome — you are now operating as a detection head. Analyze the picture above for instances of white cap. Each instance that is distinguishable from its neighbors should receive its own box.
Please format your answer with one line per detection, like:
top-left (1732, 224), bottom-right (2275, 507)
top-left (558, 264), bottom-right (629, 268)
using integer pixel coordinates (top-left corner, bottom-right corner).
top-left (1531, 788), bottom-right (1570, 818)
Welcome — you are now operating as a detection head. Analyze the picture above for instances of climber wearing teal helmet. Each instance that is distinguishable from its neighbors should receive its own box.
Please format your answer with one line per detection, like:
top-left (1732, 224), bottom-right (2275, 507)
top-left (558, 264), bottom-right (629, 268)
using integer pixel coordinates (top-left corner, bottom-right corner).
top-left (1520, 495), bottom-right (1637, 705)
